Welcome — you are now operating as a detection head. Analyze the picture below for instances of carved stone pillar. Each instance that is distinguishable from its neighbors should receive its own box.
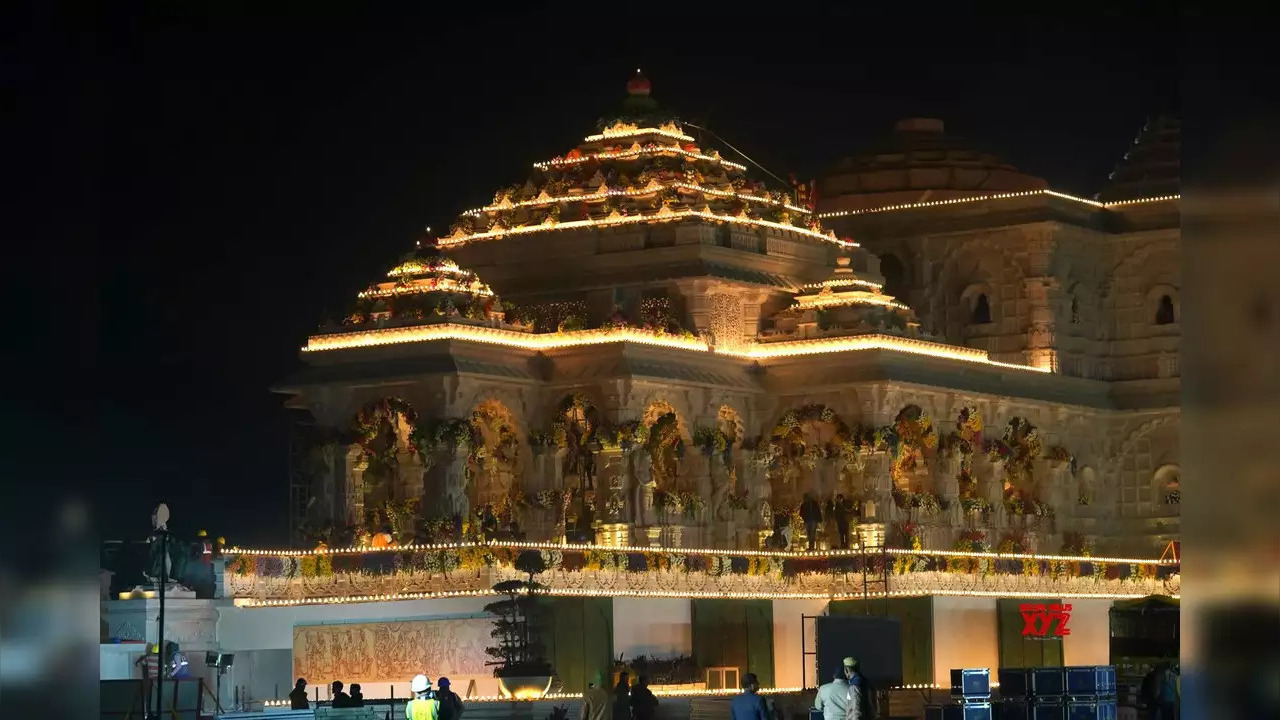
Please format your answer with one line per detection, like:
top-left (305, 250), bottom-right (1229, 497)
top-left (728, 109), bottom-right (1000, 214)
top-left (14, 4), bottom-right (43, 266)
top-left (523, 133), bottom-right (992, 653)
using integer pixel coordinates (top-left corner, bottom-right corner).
top-left (1024, 276), bottom-right (1061, 372)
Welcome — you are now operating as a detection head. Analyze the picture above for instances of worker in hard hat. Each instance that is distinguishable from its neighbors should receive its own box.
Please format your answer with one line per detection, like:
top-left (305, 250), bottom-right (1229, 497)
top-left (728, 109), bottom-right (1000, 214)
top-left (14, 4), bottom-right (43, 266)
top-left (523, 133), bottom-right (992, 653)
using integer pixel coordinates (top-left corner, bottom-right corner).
top-left (406, 674), bottom-right (439, 720)
top-left (135, 643), bottom-right (161, 682)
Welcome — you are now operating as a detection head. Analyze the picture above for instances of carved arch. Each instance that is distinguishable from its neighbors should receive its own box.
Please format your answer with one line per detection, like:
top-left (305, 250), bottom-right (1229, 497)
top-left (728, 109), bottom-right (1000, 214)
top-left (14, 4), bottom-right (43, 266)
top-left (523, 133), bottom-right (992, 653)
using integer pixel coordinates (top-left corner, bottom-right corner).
top-left (1118, 414), bottom-right (1180, 459)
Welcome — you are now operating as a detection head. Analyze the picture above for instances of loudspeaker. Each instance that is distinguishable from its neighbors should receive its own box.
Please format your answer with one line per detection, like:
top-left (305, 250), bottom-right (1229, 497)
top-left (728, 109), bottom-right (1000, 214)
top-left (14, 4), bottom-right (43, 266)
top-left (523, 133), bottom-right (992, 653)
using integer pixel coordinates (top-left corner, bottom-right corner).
top-left (998, 668), bottom-right (1031, 698)
top-left (942, 701), bottom-right (993, 720)
top-left (951, 668), bottom-right (992, 698)
top-left (1001, 699), bottom-right (1066, 720)
top-left (1030, 668), bottom-right (1066, 697)
top-left (1066, 697), bottom-right (1118, 720)
top-left (1065, 666), bottom-right (1114, 696)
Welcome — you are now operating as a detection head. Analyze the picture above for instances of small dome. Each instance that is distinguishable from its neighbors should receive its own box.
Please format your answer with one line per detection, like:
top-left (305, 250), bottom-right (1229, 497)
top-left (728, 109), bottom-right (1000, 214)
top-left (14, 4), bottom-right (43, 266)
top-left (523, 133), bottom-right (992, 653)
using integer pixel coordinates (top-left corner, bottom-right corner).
top-left (321, 244), bottom-right (516, 334)
top-left (627, 70), bottom-right (651, 97)
top-left (817, 118), bottom-right (1047, 213)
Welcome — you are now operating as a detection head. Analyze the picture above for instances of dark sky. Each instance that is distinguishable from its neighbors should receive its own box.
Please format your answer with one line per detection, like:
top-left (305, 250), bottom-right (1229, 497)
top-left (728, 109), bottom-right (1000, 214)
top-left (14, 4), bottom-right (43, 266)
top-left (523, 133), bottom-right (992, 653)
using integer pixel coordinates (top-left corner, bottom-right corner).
top-left (81, 7), bottom-right (1176, 546)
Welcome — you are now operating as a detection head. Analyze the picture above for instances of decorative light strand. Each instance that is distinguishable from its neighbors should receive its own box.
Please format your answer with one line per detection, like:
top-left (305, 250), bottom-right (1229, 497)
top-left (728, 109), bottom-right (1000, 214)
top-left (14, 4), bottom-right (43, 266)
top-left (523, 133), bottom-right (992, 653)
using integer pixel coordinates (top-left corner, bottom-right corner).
top-left (300, 322), bottom-right (1051, 375)
top-left (582, 125), bottom-right (695, 144)
top-left (229, 538), bottom-right (1174, 566)
top-left (533, 145), bottom-right (748, 172)
top-left (1100, 194), bottom-right (1181, 207)
top-left (230, 585), bottom-right (1174, 609)
top-left (357, 278), bottom-right (494, 299)
top-left (802, 277), bottom-right (883, 291)
top-left (387, 259), bottom-right (471, 278)
top-left (438, 207), bottom-right (846, 248)
top-left (816, 190), bottom-right (1179, 219)
top-left (262, 687), bottom-right (805, 707)
top-left (792, 292), bottom-right (911, 312)
top-left (463, 182), bottom-right (811, 217)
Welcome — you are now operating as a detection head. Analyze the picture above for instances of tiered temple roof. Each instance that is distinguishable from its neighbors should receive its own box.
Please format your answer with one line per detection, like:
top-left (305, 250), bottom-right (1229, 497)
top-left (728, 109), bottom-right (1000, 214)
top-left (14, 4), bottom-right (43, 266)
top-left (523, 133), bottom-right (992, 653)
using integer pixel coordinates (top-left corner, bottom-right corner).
top-left (440, 72), bottom-right (842, 249)
top-left (1095, 115), bottom-right (1180, 203)
top-left (763, 257), bottom-right (925, 342)
top-left (331, 240), bottom-right (516, 333)
top-left (817, 118), bottom-right (1049, 214)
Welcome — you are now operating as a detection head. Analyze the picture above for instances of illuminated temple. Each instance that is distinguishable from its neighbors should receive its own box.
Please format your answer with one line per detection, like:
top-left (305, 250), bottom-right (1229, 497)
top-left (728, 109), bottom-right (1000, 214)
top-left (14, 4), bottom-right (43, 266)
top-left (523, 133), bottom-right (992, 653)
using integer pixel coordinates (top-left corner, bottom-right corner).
top-left (102, 77), bottom-right (1181, 715)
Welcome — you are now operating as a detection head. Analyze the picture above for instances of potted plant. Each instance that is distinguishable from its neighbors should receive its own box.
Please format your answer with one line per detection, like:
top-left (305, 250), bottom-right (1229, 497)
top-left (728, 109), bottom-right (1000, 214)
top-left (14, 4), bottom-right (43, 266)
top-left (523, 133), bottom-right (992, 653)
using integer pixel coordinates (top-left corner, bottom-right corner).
top-left (485, 550), bottom-right (555, 699)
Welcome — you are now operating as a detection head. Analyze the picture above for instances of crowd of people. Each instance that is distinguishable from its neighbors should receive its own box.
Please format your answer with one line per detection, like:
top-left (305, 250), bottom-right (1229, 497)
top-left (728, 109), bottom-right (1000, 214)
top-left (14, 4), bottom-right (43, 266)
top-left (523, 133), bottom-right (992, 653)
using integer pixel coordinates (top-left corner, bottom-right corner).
top-left (581, 671), bottom-right (659, 720)
top-left (288, 675), bottom-right (464, 719)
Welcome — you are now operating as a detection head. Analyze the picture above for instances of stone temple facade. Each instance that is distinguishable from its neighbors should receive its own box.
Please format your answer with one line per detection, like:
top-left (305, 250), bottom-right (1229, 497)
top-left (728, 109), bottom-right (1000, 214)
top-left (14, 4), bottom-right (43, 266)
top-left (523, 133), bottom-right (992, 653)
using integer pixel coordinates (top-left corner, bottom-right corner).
top-left (278, 78), bottom-right (1180, 558)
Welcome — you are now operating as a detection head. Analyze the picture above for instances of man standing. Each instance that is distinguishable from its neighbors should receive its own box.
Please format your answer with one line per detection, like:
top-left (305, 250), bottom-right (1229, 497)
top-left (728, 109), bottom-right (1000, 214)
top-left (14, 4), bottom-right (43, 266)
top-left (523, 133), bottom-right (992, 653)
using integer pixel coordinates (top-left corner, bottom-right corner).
top-left (800, 494), bottom-right (823, 550)
top-left (730, 673), bottom-right (769, 720)
top-left (1153, 662), bottom-right (1180, 720)
top-left (612, 672), bottom-right (631, 720)
top-left (289, 678), bottom-right (309, 710)
top-left (581, 672), bottom-right (612, 720)
top-left (435, 677), bottom-right (464, 720)
top-left (629, 676), bottom-right (658, 720)
top-left (833, 495), bottom-right (851, 549)
top-left (330, 680), bottom-right (351, 708)
top-left (814, 668), bottom-right (851, 720)
top-left (406, 675), bottom-right (439, 720)
top-left (843, 658), bottom-right (873, 720)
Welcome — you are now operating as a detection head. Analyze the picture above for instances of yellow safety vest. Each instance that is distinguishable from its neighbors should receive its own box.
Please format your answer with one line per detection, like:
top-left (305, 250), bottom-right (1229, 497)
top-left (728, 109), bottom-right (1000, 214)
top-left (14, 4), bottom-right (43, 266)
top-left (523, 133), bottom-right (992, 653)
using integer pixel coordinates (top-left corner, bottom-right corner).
top-left (406, 697), bottom-right (439, 720)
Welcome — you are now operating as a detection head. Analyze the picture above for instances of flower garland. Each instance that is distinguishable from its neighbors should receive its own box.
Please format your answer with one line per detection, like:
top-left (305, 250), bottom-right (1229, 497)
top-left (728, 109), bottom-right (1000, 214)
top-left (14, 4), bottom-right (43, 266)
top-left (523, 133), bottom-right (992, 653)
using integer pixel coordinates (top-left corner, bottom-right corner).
top-left (227, 544), bottom-right (1174, 584)
top-left (353, 398), bottom-right (417, 473)
top-left (891, 488), bottom-right (946, 516)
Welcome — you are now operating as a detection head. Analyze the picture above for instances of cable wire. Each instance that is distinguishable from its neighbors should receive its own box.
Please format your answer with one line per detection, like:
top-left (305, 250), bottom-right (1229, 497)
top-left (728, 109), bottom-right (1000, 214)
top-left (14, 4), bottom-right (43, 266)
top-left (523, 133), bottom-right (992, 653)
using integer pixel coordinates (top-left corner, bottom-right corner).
top-left (683, 122), bottom-right (792, 189)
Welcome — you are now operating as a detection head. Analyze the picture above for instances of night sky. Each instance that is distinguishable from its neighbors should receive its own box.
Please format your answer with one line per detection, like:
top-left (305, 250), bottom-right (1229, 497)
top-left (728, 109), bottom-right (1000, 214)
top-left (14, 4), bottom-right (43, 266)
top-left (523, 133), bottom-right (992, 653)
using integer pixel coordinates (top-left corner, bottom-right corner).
top-left (86, 8), bottom-right (1177, 546)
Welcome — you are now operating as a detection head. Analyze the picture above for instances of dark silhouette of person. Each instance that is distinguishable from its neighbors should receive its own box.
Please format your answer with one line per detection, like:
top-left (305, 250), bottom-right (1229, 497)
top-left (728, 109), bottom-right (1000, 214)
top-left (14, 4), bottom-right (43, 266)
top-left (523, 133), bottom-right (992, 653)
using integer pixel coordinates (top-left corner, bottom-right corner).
top-left (612, 672), bottom-right (631, 720)
top-left (436, 677), bottom-right (464, 720)
top-left (800, 494), bottom-right (823, 549)
top-left (833, 494), bottom-right (851, 549)
top-left (289, 678), bottom-right (309, 710)
top-left (330, 680), bottom-right (351, 708)
top-left (630, 676), bottom-right (658, 720)
top-left (348, 683), bottom-right (364, 707)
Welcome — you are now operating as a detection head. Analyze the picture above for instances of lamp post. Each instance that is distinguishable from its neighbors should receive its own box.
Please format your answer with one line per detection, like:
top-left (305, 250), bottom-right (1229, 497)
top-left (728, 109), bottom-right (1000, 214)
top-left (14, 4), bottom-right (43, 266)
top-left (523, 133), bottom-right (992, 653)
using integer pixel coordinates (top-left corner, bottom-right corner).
top-left (151, 503), bottom-right (170, 720)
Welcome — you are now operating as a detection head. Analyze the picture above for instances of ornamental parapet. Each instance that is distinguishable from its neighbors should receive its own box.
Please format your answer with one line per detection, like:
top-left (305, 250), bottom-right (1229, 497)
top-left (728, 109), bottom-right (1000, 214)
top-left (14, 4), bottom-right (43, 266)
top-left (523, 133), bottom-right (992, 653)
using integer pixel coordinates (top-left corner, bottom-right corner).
top-left (222, 543), bottom-right (1178, 606)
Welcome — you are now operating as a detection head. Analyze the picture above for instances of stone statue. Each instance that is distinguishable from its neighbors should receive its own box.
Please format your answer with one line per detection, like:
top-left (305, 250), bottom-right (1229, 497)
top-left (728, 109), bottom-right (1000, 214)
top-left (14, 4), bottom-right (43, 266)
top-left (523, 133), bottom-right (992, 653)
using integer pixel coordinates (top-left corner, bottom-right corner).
top-left (710, 463), bottom-right (732, 522)
top-left (144, 504), bottom-right (191, 591)
top-left (444, 457), bottom-right (470, 518)
top-left (632, 453), bottom-right (656, 527)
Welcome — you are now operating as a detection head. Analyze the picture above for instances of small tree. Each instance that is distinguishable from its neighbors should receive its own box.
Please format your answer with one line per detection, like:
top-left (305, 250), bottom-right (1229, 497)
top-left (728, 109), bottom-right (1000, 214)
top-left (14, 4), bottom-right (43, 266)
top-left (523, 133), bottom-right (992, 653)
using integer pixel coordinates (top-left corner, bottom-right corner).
top-left (484, 550), bottom-right (553, 677)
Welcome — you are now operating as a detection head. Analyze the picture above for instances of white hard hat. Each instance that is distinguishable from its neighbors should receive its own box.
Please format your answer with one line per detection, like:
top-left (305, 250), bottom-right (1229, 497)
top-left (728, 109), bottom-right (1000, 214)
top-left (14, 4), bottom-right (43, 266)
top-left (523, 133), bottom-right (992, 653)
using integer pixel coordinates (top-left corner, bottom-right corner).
top-left (411, 674), bottom-right (431, 693)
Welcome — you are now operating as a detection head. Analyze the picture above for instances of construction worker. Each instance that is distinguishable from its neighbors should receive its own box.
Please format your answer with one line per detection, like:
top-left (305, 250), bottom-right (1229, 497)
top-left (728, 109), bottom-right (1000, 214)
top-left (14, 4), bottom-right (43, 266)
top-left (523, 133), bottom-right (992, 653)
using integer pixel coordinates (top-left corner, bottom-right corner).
top-left (135, 644), bottom-right (161, 681)
top-left (406, 674), bottom-right (439, 720)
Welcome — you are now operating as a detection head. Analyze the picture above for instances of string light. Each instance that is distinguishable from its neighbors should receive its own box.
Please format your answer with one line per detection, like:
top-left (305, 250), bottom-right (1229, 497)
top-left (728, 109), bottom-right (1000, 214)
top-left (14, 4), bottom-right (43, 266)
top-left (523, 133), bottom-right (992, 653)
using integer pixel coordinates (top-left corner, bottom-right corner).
top-left (1100, 194), bottom-right (1181, 207)
top-left (533, 144), bottom-right (748, 172)
top-left (462, 182), bottom-right (811, 217)
top-left (301, 321), bottom-right (1051, 375)
top-left (583, 124), bottom-right (695, 144)
top-left (262, 687), bottom-right (806, 707)
top-left (802, 277), bottom-right (883, 291)
top-left (230, 538), bottom-right (1174, 565)
top-left (357, 277), bottom-right (494, 299)
top-left (792, 292), bottom-right (911, 312)
top-left (437, 207), bottom-right (848, 248)
top-left (230, 584), bottom-right (1172, 609)
top-left (816, 190), bottom-right (1179, 219)
top-left (386, 258), bottom-right (473, 278)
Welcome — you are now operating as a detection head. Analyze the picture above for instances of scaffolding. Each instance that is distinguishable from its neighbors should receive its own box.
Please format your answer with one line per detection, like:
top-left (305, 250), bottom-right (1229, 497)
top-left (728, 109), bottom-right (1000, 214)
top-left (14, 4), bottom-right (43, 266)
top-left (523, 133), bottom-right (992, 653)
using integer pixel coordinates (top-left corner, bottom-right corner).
top-left (287, 411), bottom-right (315, 548)
top-left (859, 531), bottom-right (891, 616)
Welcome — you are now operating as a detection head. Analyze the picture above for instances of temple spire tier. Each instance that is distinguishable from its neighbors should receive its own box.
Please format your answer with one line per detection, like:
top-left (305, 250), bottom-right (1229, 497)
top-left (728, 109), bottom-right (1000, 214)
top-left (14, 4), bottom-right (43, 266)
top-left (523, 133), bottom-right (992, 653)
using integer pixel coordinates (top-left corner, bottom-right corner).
top-left (441, 75), bottom-right (841, 248)
top-left (763, 257), bottom-right (929, 342)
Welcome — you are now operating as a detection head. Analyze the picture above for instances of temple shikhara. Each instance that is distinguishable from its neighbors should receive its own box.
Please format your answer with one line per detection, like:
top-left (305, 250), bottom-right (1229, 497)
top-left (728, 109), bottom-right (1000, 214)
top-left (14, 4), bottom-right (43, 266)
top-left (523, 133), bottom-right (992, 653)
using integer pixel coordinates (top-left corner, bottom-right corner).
top-left (102, 76), bottom-right (1181, 716)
